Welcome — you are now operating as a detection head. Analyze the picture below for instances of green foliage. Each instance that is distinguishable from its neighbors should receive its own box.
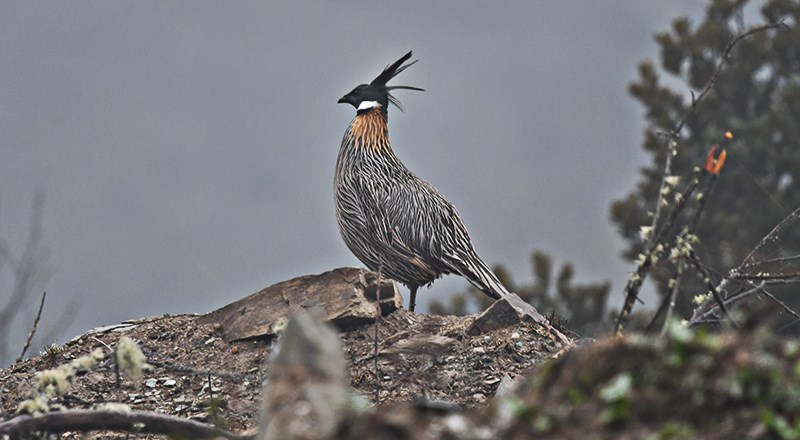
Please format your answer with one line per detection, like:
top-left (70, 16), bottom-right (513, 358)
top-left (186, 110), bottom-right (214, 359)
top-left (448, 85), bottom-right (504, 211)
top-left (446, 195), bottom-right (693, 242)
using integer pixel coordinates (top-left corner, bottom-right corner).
top-left (599, 373), bottom-right (633, 425)
top-left (430, 250), bottom-right (612, 336)
top-left (205, 394), bottom-right (230, 430)
top-left (762, 408), bottom-right (800, 440)
top-left (611, 0), bottom-right (800, 319)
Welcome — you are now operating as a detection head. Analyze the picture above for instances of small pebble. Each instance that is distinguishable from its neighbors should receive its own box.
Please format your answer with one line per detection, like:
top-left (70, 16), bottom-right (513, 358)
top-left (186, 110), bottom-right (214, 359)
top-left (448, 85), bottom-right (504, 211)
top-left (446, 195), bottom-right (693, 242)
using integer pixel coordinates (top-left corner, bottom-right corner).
top-left (145, 378), bottom-right (157, 388)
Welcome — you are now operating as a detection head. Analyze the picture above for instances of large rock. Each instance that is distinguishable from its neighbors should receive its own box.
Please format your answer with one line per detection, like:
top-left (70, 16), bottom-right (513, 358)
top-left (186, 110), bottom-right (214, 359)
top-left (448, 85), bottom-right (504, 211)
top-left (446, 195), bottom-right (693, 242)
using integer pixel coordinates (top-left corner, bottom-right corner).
top-left (258, 310), bottom-right (354, 440)
top-left (467, 292), bottom-right (572, 345)
top-left (198, 267), bottom-right (401, 341)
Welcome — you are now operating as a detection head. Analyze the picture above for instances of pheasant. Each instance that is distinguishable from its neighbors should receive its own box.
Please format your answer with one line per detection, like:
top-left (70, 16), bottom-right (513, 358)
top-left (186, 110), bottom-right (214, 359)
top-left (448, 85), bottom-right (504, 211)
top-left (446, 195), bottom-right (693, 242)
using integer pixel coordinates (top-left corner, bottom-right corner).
top-left (334, 51), bottom-right (510, 311)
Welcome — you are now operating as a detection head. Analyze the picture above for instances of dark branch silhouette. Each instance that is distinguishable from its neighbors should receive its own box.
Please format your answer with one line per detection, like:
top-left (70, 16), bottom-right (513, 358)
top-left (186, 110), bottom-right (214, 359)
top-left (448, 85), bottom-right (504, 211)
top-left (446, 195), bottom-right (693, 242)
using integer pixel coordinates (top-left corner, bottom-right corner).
top-left (0, 409), bottom-right (253, 439)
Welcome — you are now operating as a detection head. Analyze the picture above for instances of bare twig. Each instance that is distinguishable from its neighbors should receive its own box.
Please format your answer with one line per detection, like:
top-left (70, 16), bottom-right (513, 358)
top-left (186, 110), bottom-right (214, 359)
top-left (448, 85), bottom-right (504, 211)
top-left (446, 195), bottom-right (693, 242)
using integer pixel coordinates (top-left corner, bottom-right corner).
top-left (689, 283), bottom-right (762, 326)
top-left (0, 409), bottom-right (252, 439)
top-left (758, 288), bottom-right (800, 323)
top-left (0, 192), bottom-right (47, 361)
top-left (689, 205), bottom-right (800, 327)
top-left (146, 359), bottom-right (255, 381)
top-left (741, 254), bottom-right (800, 270)
top-left (16, 291), bottom-right (46, 362)
top-left (656, 163), bottom-right (723, 334)
top-left (206, 371), bottom-right (215, 402)
top-left (90, 336), bottom-right (113, 352)
top-left (616, 168), bottom-right (705, 334)
top-left (741, 206), bottom-right (800, 267)
top-left (614, 21), bottom-right (785, 335)
top-left (733, 271), bottom-right (800, 281)
top-left (685, 251), bottom-right (734, 326)
top-left (374, 260), bottom-right (383, 404)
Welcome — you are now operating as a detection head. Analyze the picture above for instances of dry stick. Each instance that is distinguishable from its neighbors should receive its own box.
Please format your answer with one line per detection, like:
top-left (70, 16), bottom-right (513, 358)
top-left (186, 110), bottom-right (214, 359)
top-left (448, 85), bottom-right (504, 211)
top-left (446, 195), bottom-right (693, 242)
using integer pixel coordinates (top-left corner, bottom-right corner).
top-left (17, 291), bottom-right (46, 362)
top-left (740, 206), bottom-right (800, 267)
top-left (690, 282), bottom-right (764, 325)
top-left (685, 250), bottom-right (733, 325)
top-left (690, 276), bottom-right (800, 327)
top-left (732, 271), bottom-right (800, 281)
top-left (0, 409), bottom-right (251, 439)
top-left (740, 254), bottom-right (800, 270)
top-left (660, 261), bottom-right (686, 336)
top-left (146, 358), bottom-right (253, 381)
top-left (615, 169), bottom-right (704, 334)
top-left (644, 259), bottom-right (685, 336)
top-left (652, 167), bottom-right (722, 334)
top-left (0, 193), bottom-right (45, 359)
top-left (689, 206), bottom-right (800, 325)
top-left (374, 260), bottom-right (383, 404)
top-left (613, 21), bottom-right (785, 335)
top-left (758, 288), bottom-right (800, 323)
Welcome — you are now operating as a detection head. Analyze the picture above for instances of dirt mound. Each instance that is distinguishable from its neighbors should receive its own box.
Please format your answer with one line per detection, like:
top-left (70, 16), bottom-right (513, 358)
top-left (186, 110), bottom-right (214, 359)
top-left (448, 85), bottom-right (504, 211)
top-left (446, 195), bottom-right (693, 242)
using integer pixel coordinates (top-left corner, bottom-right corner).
top-left (0, 306), bottom-right (564, 437)
top-left (3, 269), bottom-right (797, 439)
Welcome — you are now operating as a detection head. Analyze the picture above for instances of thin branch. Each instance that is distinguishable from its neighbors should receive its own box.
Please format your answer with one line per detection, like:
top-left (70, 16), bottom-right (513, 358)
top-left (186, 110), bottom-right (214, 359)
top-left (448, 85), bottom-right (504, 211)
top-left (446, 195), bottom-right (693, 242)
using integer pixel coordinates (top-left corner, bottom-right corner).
top-left (741, 206), bottom-right (800, 267)
top-left (759, 288), bottom-right (800, 323)
top-left (685, 251), bottom-right (734, 326)
top-left (689, 282), bottom-right (765, 326)
top-left (374, 260), bottom-right (383, 404)
top-left (16, 291), bottom-right (46, 362)
top-left (689, 206), bottom-right (800, 326)
top-left (615, 169), bottom-right (704, 334)
top-left (740, 254), bottom-right (800, 270)
top-left (733, 271), bottom-right (800, 281)
top-left (0, 192), bottom-right (46, 361)
top-left (614, 20), bottom-right (785, 335)
top-left (0, 409), bottom-right (252, 439)
top-left (146, 358), bottom-right (254, 381)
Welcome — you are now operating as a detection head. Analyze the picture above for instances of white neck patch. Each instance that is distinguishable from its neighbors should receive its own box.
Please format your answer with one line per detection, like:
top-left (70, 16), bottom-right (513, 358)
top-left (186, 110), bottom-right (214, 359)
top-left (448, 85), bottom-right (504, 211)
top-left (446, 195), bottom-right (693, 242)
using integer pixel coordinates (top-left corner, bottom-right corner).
top-left (357, 100), bottom-right (381, 111)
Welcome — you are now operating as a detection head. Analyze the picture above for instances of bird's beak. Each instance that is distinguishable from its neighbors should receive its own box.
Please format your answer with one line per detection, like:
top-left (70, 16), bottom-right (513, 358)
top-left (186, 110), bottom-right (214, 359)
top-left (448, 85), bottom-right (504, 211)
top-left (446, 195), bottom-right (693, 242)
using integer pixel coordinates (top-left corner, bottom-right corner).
top-left (337, 96), bottom-right (348, 104)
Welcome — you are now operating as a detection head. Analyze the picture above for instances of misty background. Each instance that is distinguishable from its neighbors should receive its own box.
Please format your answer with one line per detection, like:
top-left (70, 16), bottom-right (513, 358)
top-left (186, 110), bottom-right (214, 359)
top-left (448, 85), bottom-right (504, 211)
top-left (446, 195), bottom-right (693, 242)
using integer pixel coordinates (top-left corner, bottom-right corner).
top-left (1, 2), bottom-right (710, 358)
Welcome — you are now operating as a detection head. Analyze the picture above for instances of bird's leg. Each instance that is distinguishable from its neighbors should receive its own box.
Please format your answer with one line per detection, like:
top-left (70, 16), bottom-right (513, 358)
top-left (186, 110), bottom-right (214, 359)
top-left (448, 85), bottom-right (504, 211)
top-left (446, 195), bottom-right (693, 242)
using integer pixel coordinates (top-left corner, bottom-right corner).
top-left (373, 259), bottom-right (383, 403)
top-left (409, 285), bottom-right (418, 312)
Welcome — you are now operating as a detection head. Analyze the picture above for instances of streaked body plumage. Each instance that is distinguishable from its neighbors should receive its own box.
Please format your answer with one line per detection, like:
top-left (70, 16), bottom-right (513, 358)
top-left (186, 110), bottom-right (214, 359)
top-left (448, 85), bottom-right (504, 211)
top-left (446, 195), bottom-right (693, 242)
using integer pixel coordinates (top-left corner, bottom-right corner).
top-left (334, 52), bottom-right (509, 310)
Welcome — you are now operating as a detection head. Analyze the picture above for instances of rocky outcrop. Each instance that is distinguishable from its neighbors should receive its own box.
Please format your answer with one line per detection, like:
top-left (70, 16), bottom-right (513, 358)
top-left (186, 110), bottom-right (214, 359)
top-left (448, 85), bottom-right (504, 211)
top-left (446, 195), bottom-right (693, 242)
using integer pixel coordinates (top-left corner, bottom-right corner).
top-left (198, 267), bottom-right (401, 341)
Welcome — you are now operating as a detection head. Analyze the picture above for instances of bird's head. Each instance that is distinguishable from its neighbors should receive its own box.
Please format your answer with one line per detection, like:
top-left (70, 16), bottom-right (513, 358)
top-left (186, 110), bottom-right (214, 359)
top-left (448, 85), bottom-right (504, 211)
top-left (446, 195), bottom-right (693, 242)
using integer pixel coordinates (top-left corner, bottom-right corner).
top-left (338, 51), bottom-right (424, 114)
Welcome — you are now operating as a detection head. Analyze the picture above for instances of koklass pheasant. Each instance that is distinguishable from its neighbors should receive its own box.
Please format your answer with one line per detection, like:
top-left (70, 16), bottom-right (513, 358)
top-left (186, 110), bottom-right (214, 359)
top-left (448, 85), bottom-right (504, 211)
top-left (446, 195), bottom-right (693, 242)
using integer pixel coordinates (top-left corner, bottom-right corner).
top-left (335, 51), bottom-right (510, 311)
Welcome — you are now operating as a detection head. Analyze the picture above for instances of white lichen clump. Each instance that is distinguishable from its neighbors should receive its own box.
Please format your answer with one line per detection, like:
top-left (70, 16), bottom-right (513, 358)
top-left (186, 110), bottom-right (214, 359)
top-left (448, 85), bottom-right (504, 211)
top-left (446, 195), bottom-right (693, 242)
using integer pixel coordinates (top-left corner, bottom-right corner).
top-left (693, 294), bottom-right (712, 305)
top-left (18, 347), bottom-right (107, 414)
top-left (96, 402), bottom-right (132, 413)
top-left (116, 336), bottom-right (151, 386)
top-left (664, 175), bottom-right (681, 187)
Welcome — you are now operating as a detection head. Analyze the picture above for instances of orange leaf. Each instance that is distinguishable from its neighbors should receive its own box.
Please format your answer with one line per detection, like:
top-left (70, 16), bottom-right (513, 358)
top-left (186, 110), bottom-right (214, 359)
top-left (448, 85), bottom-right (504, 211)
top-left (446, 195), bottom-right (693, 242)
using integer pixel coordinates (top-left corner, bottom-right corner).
top-left (713, 149), bottom-right (727, 174)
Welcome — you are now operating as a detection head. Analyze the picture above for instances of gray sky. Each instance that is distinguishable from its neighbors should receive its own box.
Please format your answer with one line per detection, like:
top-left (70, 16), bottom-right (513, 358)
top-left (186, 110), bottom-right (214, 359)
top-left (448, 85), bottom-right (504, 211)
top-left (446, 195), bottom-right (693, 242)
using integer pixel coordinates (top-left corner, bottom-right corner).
top-left (1, 1), bottom-right (711, 358)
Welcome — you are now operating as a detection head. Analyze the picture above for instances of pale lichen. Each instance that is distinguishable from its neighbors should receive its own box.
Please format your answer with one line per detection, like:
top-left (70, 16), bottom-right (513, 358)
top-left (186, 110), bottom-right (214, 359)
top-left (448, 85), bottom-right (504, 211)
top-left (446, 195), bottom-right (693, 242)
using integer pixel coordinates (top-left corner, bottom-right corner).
top-left (95, 402), bottom-right (132, 413)
top-left (16, 395), bottom-right (50, 415)
top-left (116, 336), bottom-right (151, 387)
top-left (664, 175), bottom-right (681, 187)
top-left (639, 225), bottom-right (654, 242)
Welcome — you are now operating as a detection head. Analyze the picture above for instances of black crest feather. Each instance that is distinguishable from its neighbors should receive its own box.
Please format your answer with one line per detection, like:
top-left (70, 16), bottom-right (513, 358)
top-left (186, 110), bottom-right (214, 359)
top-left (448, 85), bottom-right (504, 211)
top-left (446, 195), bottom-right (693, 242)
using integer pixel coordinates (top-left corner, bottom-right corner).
top-left (339, 51), bottom-right (424, 112)
top-left (371, 51), bottom-right (416, 87)
top-left (371, 51), bottom-right (424, 111)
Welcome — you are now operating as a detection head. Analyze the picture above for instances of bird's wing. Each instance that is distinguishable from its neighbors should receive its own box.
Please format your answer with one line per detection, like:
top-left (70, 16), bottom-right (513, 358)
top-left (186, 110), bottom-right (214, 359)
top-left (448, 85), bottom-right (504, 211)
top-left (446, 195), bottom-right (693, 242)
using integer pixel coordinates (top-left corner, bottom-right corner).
top-left (354, 176), bottom-right (432, 271)
top-left (385, 178), bottom-right (508, 298)
top-left (383, 179), bottom-right (471, 270)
